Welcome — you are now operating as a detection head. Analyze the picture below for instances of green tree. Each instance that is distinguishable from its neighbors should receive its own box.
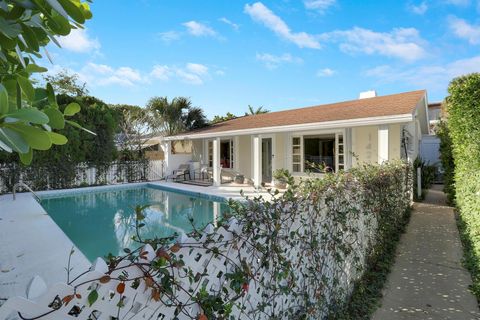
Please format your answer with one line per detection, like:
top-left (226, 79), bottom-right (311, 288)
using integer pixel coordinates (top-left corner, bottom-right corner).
top-left (147, 96), bottom-right (208, 136)
top-left (0, 0), bottom-right (93, 164)
top-left (211, 112), bottom-right (237, 124)
top-left (245, 105), bottom-right (269, 115)
top-left (43, 68), bottom-right (89, 97)
top-left (111, 104), bottom-right (151, 160)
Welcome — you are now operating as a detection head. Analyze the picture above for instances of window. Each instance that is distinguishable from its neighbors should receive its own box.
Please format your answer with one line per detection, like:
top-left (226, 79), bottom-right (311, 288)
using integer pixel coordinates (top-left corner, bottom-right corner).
top-left (292, 137), bottom-right (301, 172)
top-left (336, 133), bottom-right (345, 171)
top-left (291, 132), bottom-right (346, 173)
top-left (208, 141), bottom-right (213, 167)
top-left (303, 135), bottom-right (335, 172)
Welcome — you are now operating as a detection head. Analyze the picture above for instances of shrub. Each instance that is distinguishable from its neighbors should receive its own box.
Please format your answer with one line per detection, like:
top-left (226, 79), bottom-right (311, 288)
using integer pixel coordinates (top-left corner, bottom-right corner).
top-left (413, 157), bottom-right (436, 200)
top-left (437, 121), bottom-right (455, 204)
top-left (444, 73), bottom-right (480, 299)
top-left (3, 162), bottom-right (412, 319)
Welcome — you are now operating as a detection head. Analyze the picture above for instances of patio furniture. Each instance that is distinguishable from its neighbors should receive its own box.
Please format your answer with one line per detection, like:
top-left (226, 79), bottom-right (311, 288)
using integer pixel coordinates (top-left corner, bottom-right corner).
top-left (191, 165), bottom-right (212, 181)
top-left (221, 169), bottom-right (245, 184)
top-left (168, 164), bottom-right (191, 181)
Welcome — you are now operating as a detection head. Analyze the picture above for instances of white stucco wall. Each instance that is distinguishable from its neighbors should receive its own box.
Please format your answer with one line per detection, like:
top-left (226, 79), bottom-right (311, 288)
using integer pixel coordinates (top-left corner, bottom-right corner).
top-left (352, 125), bottom-right (402, 165)
top-left (274, 133), bottom-right (286, 172)
top-left (352, 126), bottom-right (378, 165)
top-left (237, 135), bottom-right (252, 180)
top-left (389, 124), bottom-right (401, 161)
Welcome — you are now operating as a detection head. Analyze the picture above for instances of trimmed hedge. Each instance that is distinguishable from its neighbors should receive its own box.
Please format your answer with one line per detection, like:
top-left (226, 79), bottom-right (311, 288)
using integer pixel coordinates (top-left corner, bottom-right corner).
top-left (437, 121), bottom-right (455, 205)
top-left (444, 73), bottom-right (480, 299)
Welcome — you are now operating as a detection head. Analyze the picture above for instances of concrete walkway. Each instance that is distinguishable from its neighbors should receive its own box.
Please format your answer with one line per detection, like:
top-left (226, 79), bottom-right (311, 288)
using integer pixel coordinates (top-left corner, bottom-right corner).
top-left (373, 185), bottom-right (480, 320)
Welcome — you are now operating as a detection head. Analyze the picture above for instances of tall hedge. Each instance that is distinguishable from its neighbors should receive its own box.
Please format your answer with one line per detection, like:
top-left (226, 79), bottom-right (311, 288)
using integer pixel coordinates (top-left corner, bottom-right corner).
top-left (437, 121), bottom-right (455, 204)
top-left (445, 73), bottom-right (480, 298)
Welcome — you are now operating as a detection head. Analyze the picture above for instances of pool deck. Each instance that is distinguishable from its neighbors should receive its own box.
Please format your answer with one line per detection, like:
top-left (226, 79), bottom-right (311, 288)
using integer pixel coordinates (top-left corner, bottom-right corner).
top-left (0, 182), bottom-right (273, 303)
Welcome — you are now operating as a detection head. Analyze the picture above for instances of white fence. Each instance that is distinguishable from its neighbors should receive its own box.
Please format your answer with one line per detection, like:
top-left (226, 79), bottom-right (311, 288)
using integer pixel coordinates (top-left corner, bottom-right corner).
top-left (0, 160), bottom-right (164, 194)
top-left (0, 164), bottom-right (411, 319)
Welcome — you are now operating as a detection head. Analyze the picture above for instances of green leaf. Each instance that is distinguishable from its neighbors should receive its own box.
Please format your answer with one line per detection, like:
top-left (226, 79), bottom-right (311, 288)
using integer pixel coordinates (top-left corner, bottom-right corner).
top-left (46, 83), bottom-right (57, 107)
top-left (80, 2), bottom-right (92, 19)
top-left (87, 289), bottom-right (98, 307)
top-left (43, 107), bottom-right (65, 129)
top-left (3, 108), bottom-right (49, 124)
top-left (8, 123), bottom-right (52, 150)
top-left (21, 24), bottom-right (39, 52)
top-left (64, 102), bottom-right (81, 116)
top-left (33, 88), bottom-right (48, 106)
top-left (0, 17), bottom-right (22, 39)
top-left (66, 120), bottom-right (96, 135)
top-left (57, 0), bottom-right (85, 24)
top-left (48, 12), bottom-right (71, 36)
top-left (19, 148), bottom-right (33, 165)
top-left (26, 64), bottom-right (48, 74)
top-left (0, 84), bottom-right (8, 114)
top-left (47, 131), bottom-right (67, 145)
top-left (45, 0), bottom-right (70, 20)
top-left (0, 127), bottom-right (29, 153)
top-left (0, 138), bottom-right (12, 153)
top-left (17, 75), bottom-right (35, 102)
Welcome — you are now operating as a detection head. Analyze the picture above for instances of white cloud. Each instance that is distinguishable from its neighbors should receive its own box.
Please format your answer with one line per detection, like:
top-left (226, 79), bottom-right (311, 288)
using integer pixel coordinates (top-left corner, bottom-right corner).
top-left (150, 63), bottom-right (211, 85)
top-left (150, 65), bottom-right (172, 81)
top-left (183, 21), bottom-right (217, 37)
top-left (219, 17), bottom-right (239, 30)
top-left (365, 55), bottom-right (480, 90)
top-left (244, 2), bottom-right (321, 49)
top-left (58, 28), bottom-right (100, 53)
top-left (80, 63), bottom-right (144, 87)
top-left (84, 62), bottom-right (112, 74)
top-left (157, 31), bottom-right (181, 43)
top-left (448, 16), bottom-right (480, 44)
top-left (186, 63), bottom-right (209, 75)
top-left (317, 68), bottom-right (335, 77)
top-left (256, 53), bottom-right (302, 69)
top-left (408, 2), bottom-right (428, 14)
top-left (322, 27), bottom-right (427, 61)
top-left (304, 0), bottom-right (336, 13)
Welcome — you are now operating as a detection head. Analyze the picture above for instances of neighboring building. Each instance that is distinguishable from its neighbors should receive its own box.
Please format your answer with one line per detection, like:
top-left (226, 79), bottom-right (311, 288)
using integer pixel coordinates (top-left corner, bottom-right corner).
top-left (163, 90), bottom-right (430, 187)
top-left (427, 102), bottom-right (442, 133)
top-left (420, 102), bottom-right (443, 178)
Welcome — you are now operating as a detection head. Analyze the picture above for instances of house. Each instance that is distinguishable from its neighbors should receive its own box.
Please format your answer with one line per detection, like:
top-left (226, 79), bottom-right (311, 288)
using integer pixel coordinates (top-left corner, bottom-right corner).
top-left (420, 102), bottom-right (444, 177)
top-left (163, 90), bottom-right (429, 187)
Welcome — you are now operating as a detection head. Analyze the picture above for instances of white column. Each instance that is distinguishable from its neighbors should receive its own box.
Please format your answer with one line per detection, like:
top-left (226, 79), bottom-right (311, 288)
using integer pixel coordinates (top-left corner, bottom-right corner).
top-left (213, 202), bottom-right (220, 227)
top-left (378, 125), bottom-right (389, 164)
top-left (234, 136), bottom-right (240, 171)
top-left (212, 137), bottom-right (221, 186)
top-left (161, 141), bottom-right (171, 177)
top-left (252, 135), bottom-right (262, 188)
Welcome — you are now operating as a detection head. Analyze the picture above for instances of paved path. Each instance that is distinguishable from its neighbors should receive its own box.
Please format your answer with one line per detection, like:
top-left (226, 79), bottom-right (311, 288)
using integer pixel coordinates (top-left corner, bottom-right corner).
top-left (373, 185), bottom-right (480, 320)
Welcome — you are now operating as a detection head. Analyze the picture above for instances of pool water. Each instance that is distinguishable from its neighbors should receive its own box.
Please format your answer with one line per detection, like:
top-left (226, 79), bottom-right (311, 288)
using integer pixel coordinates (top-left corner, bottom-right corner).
top-left (40, 186), bottom-right (229, 261)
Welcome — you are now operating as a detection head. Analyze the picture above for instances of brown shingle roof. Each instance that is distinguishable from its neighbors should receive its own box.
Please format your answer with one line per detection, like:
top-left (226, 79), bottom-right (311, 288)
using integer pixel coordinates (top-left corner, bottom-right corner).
top-left (171, 90), bottom-right (426, 137)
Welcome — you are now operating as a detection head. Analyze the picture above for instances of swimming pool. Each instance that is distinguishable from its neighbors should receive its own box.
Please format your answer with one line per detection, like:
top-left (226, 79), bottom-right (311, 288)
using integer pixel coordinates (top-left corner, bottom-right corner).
top-left (40, 185), bottom-right (229, 261)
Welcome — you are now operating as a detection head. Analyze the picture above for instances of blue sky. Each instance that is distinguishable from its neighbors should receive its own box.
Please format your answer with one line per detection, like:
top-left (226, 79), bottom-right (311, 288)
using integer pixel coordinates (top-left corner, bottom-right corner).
top-left (48, 0), bottom-right (480, 118)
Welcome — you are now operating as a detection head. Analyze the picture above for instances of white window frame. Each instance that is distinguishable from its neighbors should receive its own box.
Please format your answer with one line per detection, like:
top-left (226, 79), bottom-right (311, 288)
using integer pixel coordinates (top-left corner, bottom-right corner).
top-left (206, 138), bottom-right (235, 169)
top-left (291, 129), bottom-right (346, 174)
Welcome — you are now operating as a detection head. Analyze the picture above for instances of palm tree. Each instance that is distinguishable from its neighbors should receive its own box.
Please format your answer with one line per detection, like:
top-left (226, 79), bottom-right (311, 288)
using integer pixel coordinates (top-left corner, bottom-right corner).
top-left (246, 105), bottom-right (269, 115)
top-left (146, 97), bottom-right (208, 136)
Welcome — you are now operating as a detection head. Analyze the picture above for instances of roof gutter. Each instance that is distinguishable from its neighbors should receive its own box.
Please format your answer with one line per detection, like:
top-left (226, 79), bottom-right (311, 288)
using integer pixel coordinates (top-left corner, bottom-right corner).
top-left (164, 113), bottom-right (414, 140)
